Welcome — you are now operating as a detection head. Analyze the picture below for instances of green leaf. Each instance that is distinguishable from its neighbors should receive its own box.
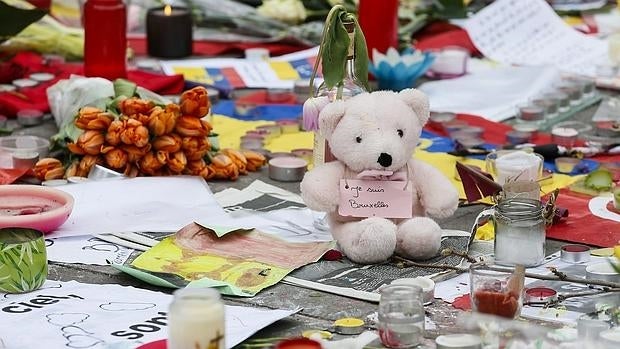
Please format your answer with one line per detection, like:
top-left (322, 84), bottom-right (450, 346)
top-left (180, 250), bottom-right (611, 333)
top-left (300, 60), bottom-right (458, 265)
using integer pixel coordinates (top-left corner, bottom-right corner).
top-left (321, 7), bottom-right (349, 89)
top-left (0, 2), bottom-right (46, 43)
top-left (353, 19), bottom-right (370, 91)
top-left (433, 0), bottom-right (468, 19)
top-left (113, 78), bottom-right (137, 99)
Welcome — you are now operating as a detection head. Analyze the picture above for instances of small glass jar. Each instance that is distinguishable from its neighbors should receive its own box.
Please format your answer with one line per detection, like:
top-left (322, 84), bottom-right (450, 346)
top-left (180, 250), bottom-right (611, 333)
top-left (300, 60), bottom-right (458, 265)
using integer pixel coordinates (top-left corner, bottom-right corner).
top-left (516, 104), bottom-right (545, 126)
top-left (168, 288), bottom-right (225, 349)
top-left (378, 285), bottom-right (425, 349)
top-left (544, 92), bottom-right (570, 113)
top-left (494, 198), bottom-right (546, 267)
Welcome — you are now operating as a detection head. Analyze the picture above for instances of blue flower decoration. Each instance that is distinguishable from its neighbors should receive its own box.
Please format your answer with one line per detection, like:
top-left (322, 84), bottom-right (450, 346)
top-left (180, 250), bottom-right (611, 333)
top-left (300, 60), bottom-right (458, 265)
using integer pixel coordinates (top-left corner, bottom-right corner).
top-left (369, 47), bottom-right (435, 91)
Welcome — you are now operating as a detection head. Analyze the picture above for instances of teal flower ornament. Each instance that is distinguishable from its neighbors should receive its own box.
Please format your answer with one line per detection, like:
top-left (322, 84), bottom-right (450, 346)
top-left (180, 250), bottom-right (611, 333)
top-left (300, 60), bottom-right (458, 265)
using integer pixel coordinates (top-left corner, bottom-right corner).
top-left (369, 47), bottom-right (435, 91)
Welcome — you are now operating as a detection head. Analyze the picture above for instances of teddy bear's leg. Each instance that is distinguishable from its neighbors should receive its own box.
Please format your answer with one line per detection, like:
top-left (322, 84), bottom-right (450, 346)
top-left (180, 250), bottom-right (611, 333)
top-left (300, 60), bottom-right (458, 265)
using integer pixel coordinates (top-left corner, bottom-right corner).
top-left (330, 216), bottom-right (397, 264)
top-left (395, 217), bottom-right (442, 260)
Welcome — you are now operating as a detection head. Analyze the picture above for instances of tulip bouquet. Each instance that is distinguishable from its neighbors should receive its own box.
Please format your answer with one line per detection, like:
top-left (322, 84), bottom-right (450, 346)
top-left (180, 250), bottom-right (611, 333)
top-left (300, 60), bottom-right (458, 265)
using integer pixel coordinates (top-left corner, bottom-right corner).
top-left (34, 85), bottom-right (266, 181)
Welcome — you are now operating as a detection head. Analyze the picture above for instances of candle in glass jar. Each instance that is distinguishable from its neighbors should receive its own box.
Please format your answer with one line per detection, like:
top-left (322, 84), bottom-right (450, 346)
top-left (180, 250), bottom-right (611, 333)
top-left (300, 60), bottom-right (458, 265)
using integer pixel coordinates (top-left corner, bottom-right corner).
top-left (146, 5), bottom-right (192, 58)
top-left (167, 288), bottom-right (225, 349)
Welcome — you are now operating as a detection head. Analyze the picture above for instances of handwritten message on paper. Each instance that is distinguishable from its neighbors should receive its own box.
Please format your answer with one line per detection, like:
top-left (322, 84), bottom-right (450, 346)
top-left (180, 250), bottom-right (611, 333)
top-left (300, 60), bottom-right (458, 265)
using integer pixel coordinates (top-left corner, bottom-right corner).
top-left (338, 179), bottom-right (413, 219)
top-left (464, 0), bottom-right (607, 77)
top-left (0, 281), bottom-right (297, 349)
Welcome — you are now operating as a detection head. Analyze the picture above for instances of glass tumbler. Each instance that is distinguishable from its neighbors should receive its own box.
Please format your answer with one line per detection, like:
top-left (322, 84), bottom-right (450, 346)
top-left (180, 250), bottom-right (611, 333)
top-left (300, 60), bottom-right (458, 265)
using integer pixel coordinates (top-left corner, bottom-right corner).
top-left (470, 264), bottom-right (524, 319)
top-left (378, 285), bottom-right (425, 349)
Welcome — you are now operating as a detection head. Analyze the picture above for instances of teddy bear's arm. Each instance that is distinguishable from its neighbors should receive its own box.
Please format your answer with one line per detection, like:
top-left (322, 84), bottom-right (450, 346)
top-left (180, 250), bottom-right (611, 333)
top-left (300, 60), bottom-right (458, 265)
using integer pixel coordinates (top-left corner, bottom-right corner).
top-left (409, 160), bottom-right (459, 218)
top-left (300, 161), bottom-right (346, 213)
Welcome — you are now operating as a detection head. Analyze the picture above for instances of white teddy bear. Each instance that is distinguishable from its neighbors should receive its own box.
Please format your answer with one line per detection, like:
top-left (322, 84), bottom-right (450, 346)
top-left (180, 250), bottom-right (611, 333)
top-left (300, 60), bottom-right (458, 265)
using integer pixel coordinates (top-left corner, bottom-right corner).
top-left (300, 89), bottom-right (459, 264)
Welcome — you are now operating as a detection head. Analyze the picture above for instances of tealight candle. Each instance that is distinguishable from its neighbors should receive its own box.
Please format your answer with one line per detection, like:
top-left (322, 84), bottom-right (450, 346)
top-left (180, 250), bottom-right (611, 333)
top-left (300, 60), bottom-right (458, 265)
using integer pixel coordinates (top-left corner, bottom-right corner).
top-left (554, 157), bottom-right (581, 174)
top-left (560, 244), bottom-right (590, 264)
top-left (585, 263), bottom-right (620, 283)
top-left (277, 119), bottom-right (300, 133)
top-left (16, 109), bottom-right (44, 126)
top-left (268, 156), bottom-right (307, 182)
top-left (429, 46), bottom-right (469, 78)
top-left (435, 334), bottom-right (482, 349)
top-left (525, 287), bottom-right (557, 303)
top-left (146, 5), bottom-right (192, 58)
top-left (275, 338), bottom-right (322, 349)
top-left (517, 105), bottom-right (545, 123)
top-left (551, 127), bottom-right (578, 148)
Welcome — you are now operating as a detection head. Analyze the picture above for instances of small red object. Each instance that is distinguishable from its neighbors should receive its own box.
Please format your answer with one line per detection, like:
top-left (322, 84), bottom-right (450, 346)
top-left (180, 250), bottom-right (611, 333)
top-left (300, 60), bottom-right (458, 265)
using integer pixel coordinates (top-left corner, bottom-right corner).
top-left (275, 338), bottom-right (322, 349)
top-left (322, 249), bottom-right (343, 261)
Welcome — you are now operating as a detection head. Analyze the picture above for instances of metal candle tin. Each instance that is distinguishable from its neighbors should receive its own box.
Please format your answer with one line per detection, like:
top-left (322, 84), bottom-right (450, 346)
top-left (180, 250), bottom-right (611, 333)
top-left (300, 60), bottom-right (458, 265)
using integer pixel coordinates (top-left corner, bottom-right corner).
top-left (268, 156), bottom-right (307, 182)
top-left (16, 109), bottom-right (44, 126)
top-left (525, 287), bottom-right (558, 303)
top-left (333, 317), bottom-right (365, 335)
top-left (585, 263), bottom-right (620, 283)
top-left (560, 244), bottom-right (590, 263)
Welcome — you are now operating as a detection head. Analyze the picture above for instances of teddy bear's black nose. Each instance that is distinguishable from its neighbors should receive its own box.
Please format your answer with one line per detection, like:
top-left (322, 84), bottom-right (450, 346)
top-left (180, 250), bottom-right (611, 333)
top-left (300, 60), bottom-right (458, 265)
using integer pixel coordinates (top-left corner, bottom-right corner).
top-left (377, 153), bottom-right (392, 167)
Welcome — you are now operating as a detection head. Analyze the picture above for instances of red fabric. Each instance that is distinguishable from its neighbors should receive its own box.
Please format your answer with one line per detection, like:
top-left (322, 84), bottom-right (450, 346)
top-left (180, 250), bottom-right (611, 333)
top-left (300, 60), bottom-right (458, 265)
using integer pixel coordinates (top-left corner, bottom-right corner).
top-left (0, 52), bottom-right (185, 117)
top-left (546, 189), bottom-right (620, 247)
top-left (127, 36), bottom-right (310, 57)
top-left (413, 21), bottom-right (480, 56)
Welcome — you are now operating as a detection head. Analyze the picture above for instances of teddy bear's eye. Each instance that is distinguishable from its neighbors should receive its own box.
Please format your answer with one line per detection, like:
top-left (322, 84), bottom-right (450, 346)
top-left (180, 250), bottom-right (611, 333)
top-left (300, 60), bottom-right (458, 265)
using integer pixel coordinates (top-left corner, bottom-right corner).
top-left (397, 129), bottom-right (404, 138)
top-left (355, 136), bottom-right (362, 143)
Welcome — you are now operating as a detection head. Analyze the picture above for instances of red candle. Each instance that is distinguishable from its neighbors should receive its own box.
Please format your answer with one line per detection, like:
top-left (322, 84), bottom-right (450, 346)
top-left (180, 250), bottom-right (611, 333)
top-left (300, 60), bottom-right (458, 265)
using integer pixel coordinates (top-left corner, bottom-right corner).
top-left (358, 0), bottom-right (398, 55)
top-left (275, 338), bottom-right (322, 349)
top-left (525, 287), bottom-right (557, 303)
top-left (473, 290), bottom-right (520, 319)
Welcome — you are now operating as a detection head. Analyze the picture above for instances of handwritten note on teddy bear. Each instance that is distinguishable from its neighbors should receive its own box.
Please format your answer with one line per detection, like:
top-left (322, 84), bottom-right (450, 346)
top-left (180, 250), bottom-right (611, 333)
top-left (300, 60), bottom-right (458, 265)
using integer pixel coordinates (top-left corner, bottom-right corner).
top-left (338, 179), bottom-right (413, 219)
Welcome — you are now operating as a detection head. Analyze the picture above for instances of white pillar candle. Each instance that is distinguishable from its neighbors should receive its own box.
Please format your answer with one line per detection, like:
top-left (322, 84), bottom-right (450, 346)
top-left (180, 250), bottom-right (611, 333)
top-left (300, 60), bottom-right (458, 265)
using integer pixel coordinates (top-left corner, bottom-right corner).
top-left (168, 288), bottom-right (225, 349)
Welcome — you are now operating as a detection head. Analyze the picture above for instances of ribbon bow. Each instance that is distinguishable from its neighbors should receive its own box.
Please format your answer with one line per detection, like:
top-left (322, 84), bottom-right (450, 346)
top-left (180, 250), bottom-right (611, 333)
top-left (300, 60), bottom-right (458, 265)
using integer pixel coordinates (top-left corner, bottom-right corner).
top-left (356, 169), bottom-right (407, 181)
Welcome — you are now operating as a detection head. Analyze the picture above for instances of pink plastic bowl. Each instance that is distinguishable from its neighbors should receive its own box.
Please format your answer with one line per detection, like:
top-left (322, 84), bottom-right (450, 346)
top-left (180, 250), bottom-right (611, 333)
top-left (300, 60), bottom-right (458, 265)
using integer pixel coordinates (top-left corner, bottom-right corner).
top-left (0, 185), bottom-right (74, 234)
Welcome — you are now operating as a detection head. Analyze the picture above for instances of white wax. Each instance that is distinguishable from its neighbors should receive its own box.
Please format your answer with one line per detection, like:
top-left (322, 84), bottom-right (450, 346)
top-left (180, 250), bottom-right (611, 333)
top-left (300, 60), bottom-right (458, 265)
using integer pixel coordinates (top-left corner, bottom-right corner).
top-left (494, 151), bottom-right (541, 185)
top-left (495, 222), bottom-right (545, 267)
top-left (431, 48), bottom-right (469, 75)
top-left (551, 127), bottom-right (578, 137)
top-left (168, 298), bottom-right (225, 349)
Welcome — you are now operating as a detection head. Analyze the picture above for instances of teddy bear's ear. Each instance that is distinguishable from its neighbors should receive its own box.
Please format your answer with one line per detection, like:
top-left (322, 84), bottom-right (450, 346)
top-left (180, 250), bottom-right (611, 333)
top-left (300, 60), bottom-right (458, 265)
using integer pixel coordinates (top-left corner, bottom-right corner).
top-left (318, 100), bottom-right (346, 139)
top-left (398, 88), bottom-right (430, 127)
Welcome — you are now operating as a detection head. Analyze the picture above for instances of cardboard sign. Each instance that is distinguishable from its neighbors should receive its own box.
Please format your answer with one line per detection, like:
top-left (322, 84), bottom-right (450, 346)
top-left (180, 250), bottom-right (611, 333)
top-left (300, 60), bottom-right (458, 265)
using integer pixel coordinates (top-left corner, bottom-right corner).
top-left (338, 179), bottom-right (413, 219)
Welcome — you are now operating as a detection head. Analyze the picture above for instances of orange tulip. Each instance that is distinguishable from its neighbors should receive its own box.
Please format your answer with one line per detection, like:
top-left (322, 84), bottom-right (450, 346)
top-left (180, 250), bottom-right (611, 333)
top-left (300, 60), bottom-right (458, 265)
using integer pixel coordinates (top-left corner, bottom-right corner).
top-left (124, 165), bottom-right (139, 177)
top-left (138, 151), bottom-right (166, 175)
top-left (120, 144), bottom-right (151, 163)
top-left (77, 155), bottom-right (101, 177)
top-left (118, 97), bottom-right (155, 116)
top-left (148, 105), bottom-right (179, 136)
top-left (64, 160), bottom-right (79, 178)
top-left (68, 130), bottom-right (105, 155)
top-left (120, 118), bottom-right (149, 148)
top-left (102, 147), bottom-right (128, 170)
top-left (33, 158), bottom-right (64, 181)
top-left (167, 151), bottom-right (187, 173)
top-left (128, 113), bottom-right (150, 126)
top-left (153, 134), bottom-right (182, 153)
top-left (209, 154), bottom-right (239, 180)
top-left (181, 136), bottom-right (210, 161)
top-left (106, 119), bottom-right (124, 146)
top-left (221, 148), bottom-right (247, 175)
top-left (242, 150), bottom-right (267, 172)
top-left (186, 159), bottom-right (207, 176)
top-left (180, 86), bottom-right (210, 117)
top-left (200, 165), bottom-right (215, 180)
top-left (175, 115), bottom-right (209, 137)
top-left (75, 107), bottom-right (114, 131)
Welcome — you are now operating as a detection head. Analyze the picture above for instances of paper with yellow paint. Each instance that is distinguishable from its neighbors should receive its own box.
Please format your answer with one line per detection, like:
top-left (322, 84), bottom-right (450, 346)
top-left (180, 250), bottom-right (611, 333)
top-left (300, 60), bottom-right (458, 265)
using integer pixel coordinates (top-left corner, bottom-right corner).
top-left (131, 223), bottom-right (334, 296)
top-left (160, 47), bottom-right (318, 90)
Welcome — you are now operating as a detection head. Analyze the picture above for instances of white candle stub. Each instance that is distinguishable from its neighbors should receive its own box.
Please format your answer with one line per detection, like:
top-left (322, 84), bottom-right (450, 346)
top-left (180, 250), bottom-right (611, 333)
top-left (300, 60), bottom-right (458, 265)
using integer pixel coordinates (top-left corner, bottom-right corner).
top-left (551, 127), bottom-right (578, 137)
top-left (435, 334), bottom-right (482, 349)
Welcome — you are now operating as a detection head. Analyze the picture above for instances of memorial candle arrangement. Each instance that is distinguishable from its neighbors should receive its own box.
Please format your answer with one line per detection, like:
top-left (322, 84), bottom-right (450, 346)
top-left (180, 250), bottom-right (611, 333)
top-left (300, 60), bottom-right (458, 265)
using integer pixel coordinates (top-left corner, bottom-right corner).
top-left (146, 5), bottom-right (193, 58)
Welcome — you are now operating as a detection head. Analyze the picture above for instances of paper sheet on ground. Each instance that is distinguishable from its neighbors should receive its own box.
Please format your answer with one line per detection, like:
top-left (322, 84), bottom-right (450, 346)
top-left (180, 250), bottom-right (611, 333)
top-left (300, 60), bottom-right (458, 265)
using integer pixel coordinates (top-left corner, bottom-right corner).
top-left (46, 235), bottom-right (134, 266)
top-left (208, 180), bottom-right (333, 243)
top-left (126, 223), bottom-right (334, 296)
top-left (464, 0), bottom-right (608, 77)
top-left (53, 176), bottom-right (226, 237)
top-left (418, 65), bottom-right (560, 121)
top-left (0, 280), bottom-right (298, 349)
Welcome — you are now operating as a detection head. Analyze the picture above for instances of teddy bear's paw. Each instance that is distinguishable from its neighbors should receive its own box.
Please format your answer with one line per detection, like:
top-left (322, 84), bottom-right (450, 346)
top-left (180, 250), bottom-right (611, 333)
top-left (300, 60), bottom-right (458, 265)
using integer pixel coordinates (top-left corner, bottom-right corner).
top-left (395, 217), bottom-right (442, 260)
top-left (424, 199), bottom-right (459, 219)
top-left (337, 217), bottom-right (397, 264)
